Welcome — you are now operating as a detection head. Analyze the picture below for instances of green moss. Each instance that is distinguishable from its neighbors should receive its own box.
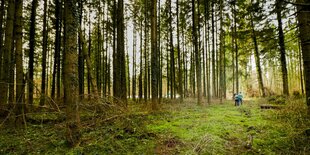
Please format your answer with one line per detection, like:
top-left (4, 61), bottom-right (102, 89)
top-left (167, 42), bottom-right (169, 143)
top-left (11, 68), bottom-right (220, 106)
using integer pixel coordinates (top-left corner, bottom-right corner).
top-left (0, 98), bottom-right (309, 154)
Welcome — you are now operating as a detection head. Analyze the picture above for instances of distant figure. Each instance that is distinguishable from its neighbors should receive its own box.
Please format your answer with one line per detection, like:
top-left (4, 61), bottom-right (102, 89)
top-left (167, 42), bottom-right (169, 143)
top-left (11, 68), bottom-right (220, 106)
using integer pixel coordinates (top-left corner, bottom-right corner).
top-left (238, 92), bottom-right (243, 105)
top-left (234, 93), bottom-right (240, 106)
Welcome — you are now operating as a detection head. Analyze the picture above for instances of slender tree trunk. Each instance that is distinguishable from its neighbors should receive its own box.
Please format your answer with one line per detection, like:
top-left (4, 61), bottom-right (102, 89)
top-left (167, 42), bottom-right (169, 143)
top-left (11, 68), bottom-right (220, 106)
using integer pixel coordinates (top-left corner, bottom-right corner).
top-left (88, 5), bottom-right (91, 97)
top-left (40, 0), bottom-right (48, 105)
top-left (250, 8), bottom-right (265, 97)
top-left (276, 0), bottom-right (289, 96)
top-left (151, 0), bottom-right (158, 108)
top-left (176, 0), bottom-right (183, 101)
top-left (144, 0), bottom-right (148, 102)
top-left (211, 0), bottom-right (216, 98)
top-left (78, 0), bottom-right (84, 100)
top-left (193, 0), bottom-right (202, 105)
top-left (139, 20), bottom-right (143, 100)
top-left (234, 1), bottom-right (239, 94)
top-left (114, 0), bottom-right (127, 103)
top-left (15, 0), bottom-right (24, 125)
top-left (169, 0), bottom-right (175, 99)
top-left (204, 0), bottom-right (211, 103)
top-left (96, 5), bottom-right (101, 95)
top-left (132, 27), bottom-right (136, 101)
top-left (219, 0), bottom-right (224, 103)
top-left (298, 39), bottom-right (304, 94)
top-left (0, 0), bottom-right (15, 105)
top-left (52, 0), bottom-right (61, 100)
top-left (9, 15), bottom-right (15, 105)
top-left (28, 0), bottom-right (38, 105)
top-left (296, 0), bottom-right (310, 111)
top-left (0, 0), bottom-right (5, 77)
top-left (158, 0), bottom-right (162, 101)
top-left (231, 24), bottom-right (235, 94)
top-left (79, 30), bottom-right (98, 97)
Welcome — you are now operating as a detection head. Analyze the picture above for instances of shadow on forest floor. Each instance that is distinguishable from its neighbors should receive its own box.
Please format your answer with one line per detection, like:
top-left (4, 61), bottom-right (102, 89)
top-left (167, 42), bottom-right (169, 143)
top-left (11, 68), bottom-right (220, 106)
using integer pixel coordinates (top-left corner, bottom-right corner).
top-left (0, 97), bottom-right (309, 154)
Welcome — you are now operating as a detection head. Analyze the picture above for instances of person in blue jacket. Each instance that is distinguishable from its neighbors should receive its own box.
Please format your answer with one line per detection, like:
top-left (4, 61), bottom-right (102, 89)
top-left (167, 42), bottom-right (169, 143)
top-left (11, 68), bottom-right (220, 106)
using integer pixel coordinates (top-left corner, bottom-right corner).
top-left (234, 93), bottom-right (240, 106)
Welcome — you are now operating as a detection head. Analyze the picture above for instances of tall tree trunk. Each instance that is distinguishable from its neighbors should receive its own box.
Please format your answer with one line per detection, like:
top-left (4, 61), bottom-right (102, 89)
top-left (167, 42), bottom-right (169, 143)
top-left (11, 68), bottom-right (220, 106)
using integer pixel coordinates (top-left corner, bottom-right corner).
top-left (114, 0), bottom-right (127, 103)
top-left (204, 0), bottom-right (211, 103)
top-left (234, 1), bottom-right (239, 94)
top-left (276, 0), bottom-right (289, 96)
top-left (176, 0), bottom-right (183, 101)
top-left (158, 0), bottom-right (162, 101)
top-left (79, 30), bottom-right (98, 97)
top-left (169, 0), bottom-right (175, 99)
top-left (132, 26), bottom-right (136, 101)
top-left (64, 0), bottom-right (80, 146)
top-left (250, 6), bottom-right (265, 97)
top-left (211, 0), bottom-right (216, 98)
top-left (9, 13), bottom-right (15, 105)
top-left (52, 0), bottom-right (61, 100)
top-left (40, 0), bottom-right (48, 105)
top-left (231, 24), bottom-right (235, 94)
top-left (15, 0), bottom-right (24, 125)
top-left (151, 0), bottom-right (158, 108)
top-left (144, 0), bottom-right (148, 102)
top-left (96, 5), bottom-right (101, 95)
top-left (193, 0), bottom-right (202, 105)
top-left (28, 0), bottom-right (38, 105)
top-left (88, 4), bottom-right (91, 97)
top-left (296, 0), bottom-right (310, 111)
top-left (139, 20), bottom-right (143, 100)
top-left (298, 39), bottom-right (304, 94)
top-left (219, 0), bottom-right (224, 103)
top-left (0, 0), bottom-right (5, 77)
top-left (0, 0), bottom-right (15, 105)
top-left (78, 0), bottom-right (84, 100)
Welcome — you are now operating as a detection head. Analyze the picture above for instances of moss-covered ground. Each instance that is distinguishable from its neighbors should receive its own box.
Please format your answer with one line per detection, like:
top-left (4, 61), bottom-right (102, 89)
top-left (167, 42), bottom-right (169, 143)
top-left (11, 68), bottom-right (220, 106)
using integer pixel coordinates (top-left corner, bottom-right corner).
top-left (0, 98), bottom-right (309, 154)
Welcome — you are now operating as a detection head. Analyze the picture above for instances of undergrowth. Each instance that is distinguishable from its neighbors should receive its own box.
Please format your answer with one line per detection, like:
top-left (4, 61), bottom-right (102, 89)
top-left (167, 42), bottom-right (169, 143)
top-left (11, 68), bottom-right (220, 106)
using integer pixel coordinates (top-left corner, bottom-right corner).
top-left (0, 97), bottom-right (309, 154)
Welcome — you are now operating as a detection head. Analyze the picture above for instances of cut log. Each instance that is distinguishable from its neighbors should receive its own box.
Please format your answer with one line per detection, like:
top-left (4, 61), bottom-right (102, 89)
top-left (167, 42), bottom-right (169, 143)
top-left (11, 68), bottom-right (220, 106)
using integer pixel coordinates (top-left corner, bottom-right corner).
top-left (260, 104), bottom-right (283, 109)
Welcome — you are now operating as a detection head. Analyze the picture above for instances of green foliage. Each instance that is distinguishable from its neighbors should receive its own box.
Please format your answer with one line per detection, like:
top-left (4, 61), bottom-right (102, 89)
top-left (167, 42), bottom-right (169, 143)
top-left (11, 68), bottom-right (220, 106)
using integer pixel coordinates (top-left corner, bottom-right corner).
top-left (0, 98), bottom-right (309, 154)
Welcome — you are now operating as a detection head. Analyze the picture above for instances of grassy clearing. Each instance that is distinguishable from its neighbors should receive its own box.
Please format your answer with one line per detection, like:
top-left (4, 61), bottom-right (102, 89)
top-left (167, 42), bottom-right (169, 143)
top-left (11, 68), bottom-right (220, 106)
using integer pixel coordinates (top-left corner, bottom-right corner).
top-left (0, 98), bottom-right (309, 154)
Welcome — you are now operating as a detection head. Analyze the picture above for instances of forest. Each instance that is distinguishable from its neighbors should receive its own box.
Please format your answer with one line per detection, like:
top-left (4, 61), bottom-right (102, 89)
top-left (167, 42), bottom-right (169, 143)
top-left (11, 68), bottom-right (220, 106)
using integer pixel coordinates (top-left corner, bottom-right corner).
top-left (0, 0), bottom-right (310, 154)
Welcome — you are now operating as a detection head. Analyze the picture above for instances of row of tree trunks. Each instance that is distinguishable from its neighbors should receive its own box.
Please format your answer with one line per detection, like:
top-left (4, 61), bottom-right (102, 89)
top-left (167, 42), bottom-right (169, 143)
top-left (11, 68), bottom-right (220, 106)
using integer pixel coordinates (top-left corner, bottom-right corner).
top-left (0, 0), bottom-right (15, 105)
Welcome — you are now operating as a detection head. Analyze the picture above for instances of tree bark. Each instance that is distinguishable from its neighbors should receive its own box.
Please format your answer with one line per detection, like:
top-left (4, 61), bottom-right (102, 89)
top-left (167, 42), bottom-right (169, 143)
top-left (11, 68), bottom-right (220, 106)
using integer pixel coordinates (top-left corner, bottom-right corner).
top-left (114, 0), bottom-right (127, 103)
top-left (52, 0), bottom-right (61, 100)
top-left (139, 20), bottom-right (143, 100)
top-left (15, 0), bottom-right (24, 125)
top-left (40, 0), bottom-right (48, 105)
top-left (28, 0), bottom-right (38, 105)
top-left (211, 0), bottom-right (216, 98)
top-left (0, 0), bottom-right (15, 105)
top-left (204, 0), bottom-right (211, 103)
top-left (176, 0), bottom-right (183, 101)
top-left (132, 26), bottom-right (136, 101)
top-left (168, 0), bottom-right (175, 99)
top-left (234, 1), bottom-right (239, 94)
top-left (250, 2), bottom-right (265, 97)
top-left (64, 0), bottom-right (81, 146)
top-left (151, 0), bottom-right (158, 108)
top-left (192, 0), bottom-right (202, 105)
top-left (78, 0), bottom-right (84, 100)
top-left (298, 39), bottom-right (304, 94)
top-left (79, 29), bottom-right (98, 97)
top-left (0, 0), bottom-right (5, 78)
top-left (296, 0), bottom-right (310, 111)
top-left (276, 0), bottom-right (289, 96)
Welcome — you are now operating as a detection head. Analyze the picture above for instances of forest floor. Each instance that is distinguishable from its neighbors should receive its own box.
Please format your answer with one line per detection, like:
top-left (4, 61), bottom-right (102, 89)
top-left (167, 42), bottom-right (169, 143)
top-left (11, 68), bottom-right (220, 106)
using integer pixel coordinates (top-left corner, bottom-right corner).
top-left (0, 97), bottom-right (309, 154)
